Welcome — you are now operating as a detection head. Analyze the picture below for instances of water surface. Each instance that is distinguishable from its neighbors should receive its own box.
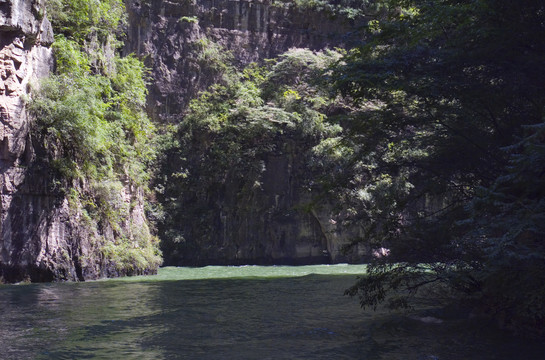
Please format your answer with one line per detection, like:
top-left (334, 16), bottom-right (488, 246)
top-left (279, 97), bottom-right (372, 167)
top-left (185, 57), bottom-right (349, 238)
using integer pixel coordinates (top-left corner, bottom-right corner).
top-left (0, 265), bottom-right (543, 359)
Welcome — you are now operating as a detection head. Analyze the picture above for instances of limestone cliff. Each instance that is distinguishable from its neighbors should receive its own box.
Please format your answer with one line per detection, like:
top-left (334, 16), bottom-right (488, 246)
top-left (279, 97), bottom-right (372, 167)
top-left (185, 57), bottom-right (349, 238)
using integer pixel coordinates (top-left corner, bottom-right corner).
top-left (0, 0), bottom-right (59, 281)
top-left (125, 0), bottom-right (364, 121)
top-left (125, 0), bottom-right (367, 265)
top-left (0, 0), bottom-right (159, 282)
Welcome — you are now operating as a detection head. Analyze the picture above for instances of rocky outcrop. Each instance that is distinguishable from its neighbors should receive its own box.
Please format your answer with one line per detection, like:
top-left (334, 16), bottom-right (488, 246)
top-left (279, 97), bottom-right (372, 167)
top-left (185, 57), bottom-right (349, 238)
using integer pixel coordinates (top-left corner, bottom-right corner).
top-left (0, 0), bottom-right (57, 281)
top-left (125, 0), bottom-right (367, 265)
top-left (0, 0), bottom-right (159, 282)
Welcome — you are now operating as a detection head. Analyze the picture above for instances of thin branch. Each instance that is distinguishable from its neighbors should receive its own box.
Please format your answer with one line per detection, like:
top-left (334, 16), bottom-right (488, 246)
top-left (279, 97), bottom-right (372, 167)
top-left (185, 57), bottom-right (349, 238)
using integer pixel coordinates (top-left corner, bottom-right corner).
top-left (406, 276), bottom-right (443, 292)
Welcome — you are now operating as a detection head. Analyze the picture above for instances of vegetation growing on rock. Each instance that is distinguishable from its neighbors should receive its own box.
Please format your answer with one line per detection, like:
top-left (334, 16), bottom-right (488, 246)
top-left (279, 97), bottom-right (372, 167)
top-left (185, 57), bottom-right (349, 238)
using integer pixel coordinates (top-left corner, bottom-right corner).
top-left (17, 0), bottom-right (545, 337)
top-left (28, 0), bottom-right (161, 276)
top-left (157, 45), bottom-right (346, 264)
top-left (274, 0), bottom-right (382, 19)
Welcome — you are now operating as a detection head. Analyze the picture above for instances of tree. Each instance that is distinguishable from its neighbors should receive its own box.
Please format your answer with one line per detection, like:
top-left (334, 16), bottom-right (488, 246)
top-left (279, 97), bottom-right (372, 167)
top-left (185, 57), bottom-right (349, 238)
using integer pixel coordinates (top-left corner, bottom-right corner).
top-left (335, 0), bottom-right (545, 334)
top-left (157, 47), bottom-right (344, 264)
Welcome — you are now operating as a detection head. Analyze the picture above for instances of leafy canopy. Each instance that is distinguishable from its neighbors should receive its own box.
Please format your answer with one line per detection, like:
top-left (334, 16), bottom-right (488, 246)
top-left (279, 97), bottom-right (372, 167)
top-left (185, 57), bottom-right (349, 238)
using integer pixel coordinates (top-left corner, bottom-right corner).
top-left (334, 0), bottom-right (545, 335)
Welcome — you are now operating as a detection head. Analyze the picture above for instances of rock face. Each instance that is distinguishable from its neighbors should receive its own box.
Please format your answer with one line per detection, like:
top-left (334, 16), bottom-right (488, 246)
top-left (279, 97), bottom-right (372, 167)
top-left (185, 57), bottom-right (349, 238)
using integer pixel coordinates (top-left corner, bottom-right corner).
top-left (0, 0), bottom-right (58, 281)
top-left (125, 0), bottom-right (364, 122)
top-left (125, 0), bottom-right (366, 265)
top-left (163, 133), bottom-right (367, 266)
top-left (0, 0), bottom-right (158, 282)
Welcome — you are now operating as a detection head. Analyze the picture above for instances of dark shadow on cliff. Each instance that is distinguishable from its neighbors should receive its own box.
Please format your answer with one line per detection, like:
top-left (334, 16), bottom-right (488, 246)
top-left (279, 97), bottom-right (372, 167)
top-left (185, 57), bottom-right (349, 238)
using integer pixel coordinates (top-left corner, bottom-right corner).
top-left (0, 133), bottom-right (83, 283)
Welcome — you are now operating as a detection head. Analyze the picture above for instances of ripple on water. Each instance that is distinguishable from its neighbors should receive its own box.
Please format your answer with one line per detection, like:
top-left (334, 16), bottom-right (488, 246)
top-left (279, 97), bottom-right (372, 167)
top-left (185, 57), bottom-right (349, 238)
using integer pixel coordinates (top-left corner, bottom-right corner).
top-left (1, 266), bottom-right (544, 360)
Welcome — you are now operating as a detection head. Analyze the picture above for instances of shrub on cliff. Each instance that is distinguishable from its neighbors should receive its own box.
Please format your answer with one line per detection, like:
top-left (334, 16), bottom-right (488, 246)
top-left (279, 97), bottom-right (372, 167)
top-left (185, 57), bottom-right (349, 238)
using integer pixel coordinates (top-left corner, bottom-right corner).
top-left (46, 0), bottom-right (126, 43)
top-left (28, 0), bottom-right (161, 275)
top-left (157, 46), bottom-right (345, 263)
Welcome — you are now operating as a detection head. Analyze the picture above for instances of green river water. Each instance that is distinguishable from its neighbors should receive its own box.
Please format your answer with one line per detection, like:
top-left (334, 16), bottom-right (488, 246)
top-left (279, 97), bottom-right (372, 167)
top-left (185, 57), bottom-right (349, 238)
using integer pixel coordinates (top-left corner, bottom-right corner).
top-left (0, 265), bottom-right (543, 359)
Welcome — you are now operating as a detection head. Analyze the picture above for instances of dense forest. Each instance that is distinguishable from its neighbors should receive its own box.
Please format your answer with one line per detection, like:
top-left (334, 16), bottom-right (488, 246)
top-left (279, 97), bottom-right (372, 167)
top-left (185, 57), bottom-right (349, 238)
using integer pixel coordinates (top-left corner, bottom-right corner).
top-left (28, 0), bottom-right (545, 336)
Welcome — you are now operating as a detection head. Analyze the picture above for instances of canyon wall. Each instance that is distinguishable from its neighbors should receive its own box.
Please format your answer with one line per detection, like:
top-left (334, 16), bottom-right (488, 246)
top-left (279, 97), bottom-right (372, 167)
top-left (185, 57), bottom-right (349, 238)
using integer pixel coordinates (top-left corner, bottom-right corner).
top-left (126, 0), bottom-right (363, 121)
top-left (125, 0), bottom-right (366, 265)
top-left (0, 0), bottom-right (158, 282)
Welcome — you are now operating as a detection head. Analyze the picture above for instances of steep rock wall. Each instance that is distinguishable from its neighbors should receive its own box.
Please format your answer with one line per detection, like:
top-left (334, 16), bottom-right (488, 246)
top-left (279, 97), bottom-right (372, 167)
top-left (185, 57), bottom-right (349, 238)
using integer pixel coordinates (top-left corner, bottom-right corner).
top-left (0, 0), bottom-right (158, 282)
top-left (164, 133), bottom-right (366, 266)
top-left (0, 0), bottom-right (59, 281)
top-left (125, 0), bottom-right (363, 121)
top-left (126, 0), bottom-right (366, 265)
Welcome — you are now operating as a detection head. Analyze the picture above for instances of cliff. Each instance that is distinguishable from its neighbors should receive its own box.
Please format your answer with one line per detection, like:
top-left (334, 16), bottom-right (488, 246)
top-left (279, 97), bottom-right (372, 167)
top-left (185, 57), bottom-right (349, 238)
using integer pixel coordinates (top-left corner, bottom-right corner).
top-left (125, 0), bottom-right (364, 121)
top-left (0, 0), bottom-right (368, 280)
top-left (0, 0), bottom-right (160, 283)
top-left (125, 0), bottom-right (367, 265)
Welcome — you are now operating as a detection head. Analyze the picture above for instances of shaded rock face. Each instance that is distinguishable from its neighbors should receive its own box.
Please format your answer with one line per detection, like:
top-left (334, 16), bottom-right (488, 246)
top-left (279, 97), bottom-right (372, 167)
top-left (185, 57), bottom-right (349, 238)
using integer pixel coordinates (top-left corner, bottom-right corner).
top-left (126, 0), bottom-right (366, 265)
top-left (0, 1), bottom-right (157, 282)
top-left (0, 0), bottom-right (59, 282)
top-left (166, 135), bottom-right (366, 266)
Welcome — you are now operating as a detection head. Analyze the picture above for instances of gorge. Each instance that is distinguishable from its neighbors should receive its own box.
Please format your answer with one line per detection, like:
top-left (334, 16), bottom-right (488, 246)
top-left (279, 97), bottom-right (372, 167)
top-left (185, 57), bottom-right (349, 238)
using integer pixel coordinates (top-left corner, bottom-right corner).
top-left (124, 0), bottom-right (372, 266)
top-left (2, 0), bottom-right (545, 340)
top-left (0, 0), bottom-right (371, 282)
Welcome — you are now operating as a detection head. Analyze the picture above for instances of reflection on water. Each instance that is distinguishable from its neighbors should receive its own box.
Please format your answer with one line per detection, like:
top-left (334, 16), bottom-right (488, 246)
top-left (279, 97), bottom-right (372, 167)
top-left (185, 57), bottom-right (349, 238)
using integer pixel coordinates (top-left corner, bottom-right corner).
top-left (0, 266), bottom-right (543, 359)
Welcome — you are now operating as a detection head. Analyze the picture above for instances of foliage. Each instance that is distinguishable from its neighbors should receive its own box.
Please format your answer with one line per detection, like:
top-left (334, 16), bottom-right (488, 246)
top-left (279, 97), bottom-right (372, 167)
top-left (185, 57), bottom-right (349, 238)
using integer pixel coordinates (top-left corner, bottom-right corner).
top-left (333, 0), bottom-right (545, 335)
top-left (274, 0), bottom-right (384, 19)
top-left (30, 52), bottom-right (155, 186)
top-left (157, 47), bottom-right (344, 263)
top-left (51, 35), bottom-right (90, 76)
top-left (29, 0), bottom-right (161, 274)
top-left (179, 16), bottom-right (198, 24)
top-left (466, 121), bottom-right (545, 333)
top-left (47, 0), bottom-right (126, 43)
top-left (101, 224), bottom-right (162, 274)
top-left (194, 37), bottom-right (234, 78)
